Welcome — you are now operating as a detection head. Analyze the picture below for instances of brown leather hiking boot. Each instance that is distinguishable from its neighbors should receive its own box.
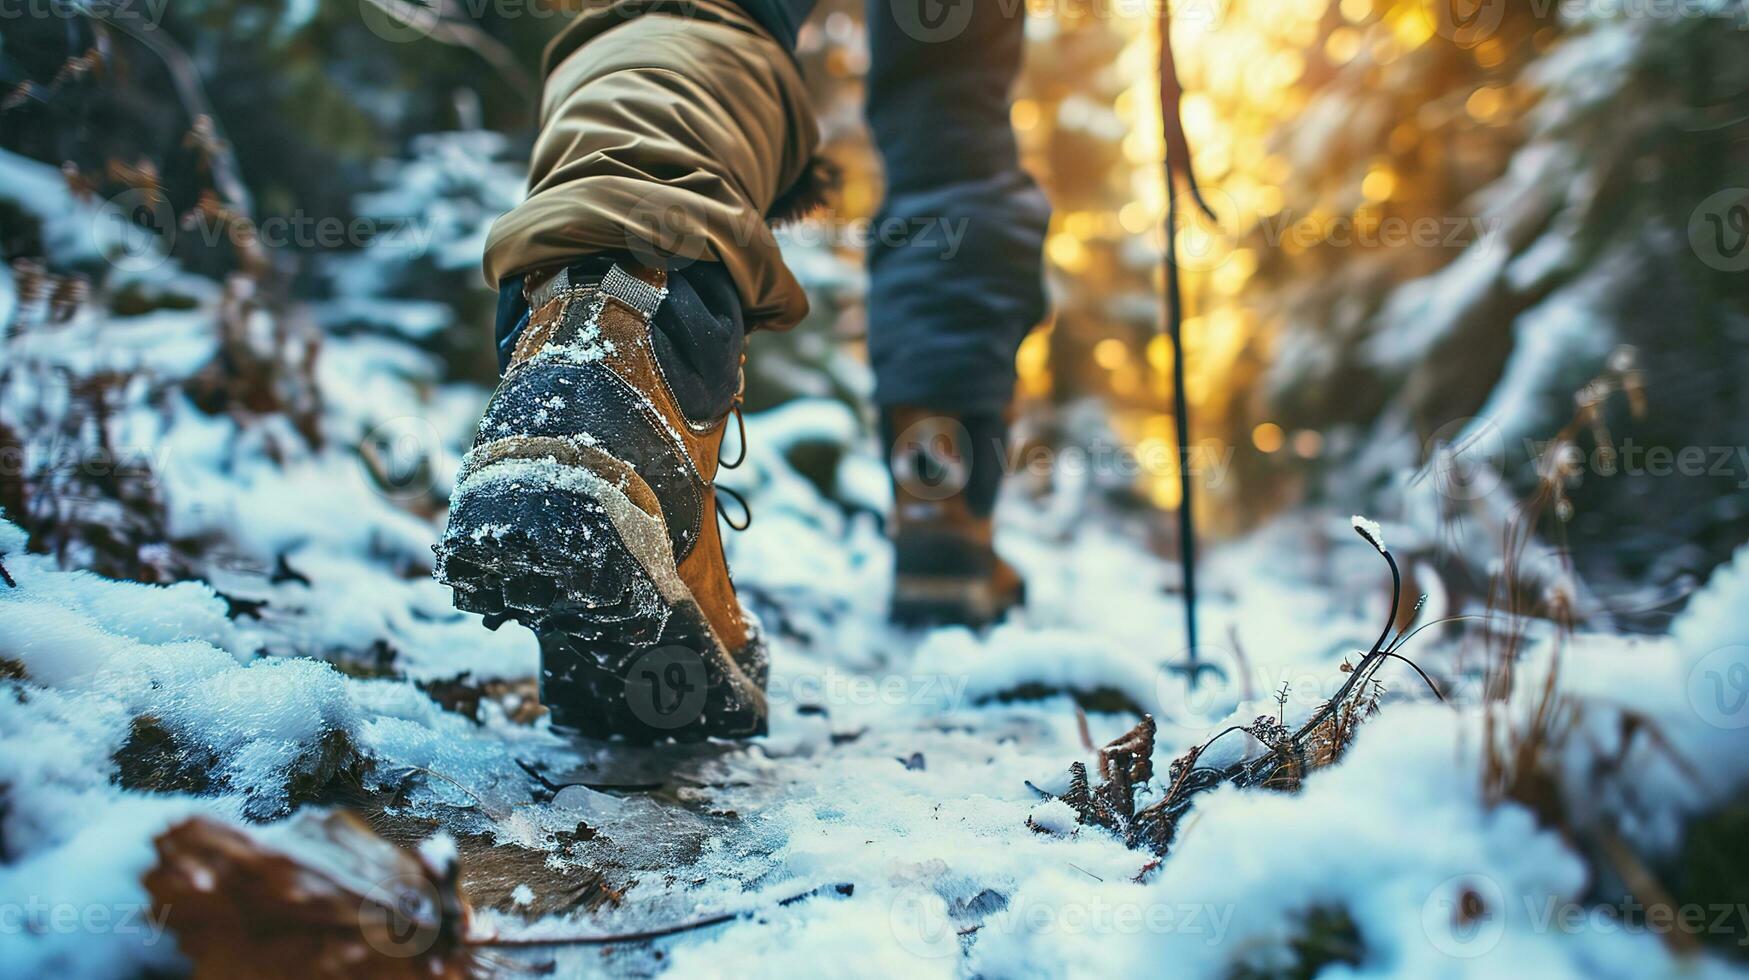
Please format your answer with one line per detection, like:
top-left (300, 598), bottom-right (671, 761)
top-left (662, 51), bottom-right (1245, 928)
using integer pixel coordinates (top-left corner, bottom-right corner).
top-left (886, 407), bottom-right (1024, 627)
top-left (434, 260), bottom-right (766, 741)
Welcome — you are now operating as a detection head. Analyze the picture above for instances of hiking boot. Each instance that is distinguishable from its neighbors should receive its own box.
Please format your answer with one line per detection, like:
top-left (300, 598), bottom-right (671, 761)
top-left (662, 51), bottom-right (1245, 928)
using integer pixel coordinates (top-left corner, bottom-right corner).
top-left (885, 407), bottom-right (1024, 627)
top-left (434, 259), bottom-right (766, 741)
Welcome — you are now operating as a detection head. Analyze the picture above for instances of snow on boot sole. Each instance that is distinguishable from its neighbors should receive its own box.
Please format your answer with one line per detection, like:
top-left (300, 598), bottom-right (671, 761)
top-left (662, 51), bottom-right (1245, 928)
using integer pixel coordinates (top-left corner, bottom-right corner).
top-left (435, 450), bottom-right (766, 741)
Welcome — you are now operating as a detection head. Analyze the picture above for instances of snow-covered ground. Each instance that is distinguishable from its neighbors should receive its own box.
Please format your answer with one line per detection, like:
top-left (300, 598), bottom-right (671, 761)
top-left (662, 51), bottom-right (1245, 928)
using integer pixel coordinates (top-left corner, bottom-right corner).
top-left (5, 375), bottom-right (1749, 977)
top-left (4, 144), bottom-right (1748, 979)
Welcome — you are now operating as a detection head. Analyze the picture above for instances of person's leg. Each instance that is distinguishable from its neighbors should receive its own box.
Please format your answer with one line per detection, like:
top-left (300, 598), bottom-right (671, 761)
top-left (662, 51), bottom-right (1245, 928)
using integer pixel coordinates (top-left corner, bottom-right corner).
top-left (864, 0), bottom-right (1049, 624)
top-left (484, 0), bottom-right (822, 323)
top-left (442, 1), bottom-right (821, 740)
top-left (864, 0), bottom-right (1051, 415)
top-left (718, 0), bottom-right (818, 50)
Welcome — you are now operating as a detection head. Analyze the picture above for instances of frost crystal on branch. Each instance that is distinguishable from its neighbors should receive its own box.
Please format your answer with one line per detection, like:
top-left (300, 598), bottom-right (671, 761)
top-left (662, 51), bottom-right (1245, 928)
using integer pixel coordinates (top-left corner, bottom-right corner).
top-left (1350, 515), bottom-right (1386, 554)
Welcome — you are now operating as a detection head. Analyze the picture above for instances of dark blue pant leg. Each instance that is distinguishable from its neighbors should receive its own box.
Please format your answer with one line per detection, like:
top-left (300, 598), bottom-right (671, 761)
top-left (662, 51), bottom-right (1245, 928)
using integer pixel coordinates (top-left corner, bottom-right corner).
top-left (864, 0), bottom-right (1050, 413)
top-left (722, 0), bottom-right (817, 50)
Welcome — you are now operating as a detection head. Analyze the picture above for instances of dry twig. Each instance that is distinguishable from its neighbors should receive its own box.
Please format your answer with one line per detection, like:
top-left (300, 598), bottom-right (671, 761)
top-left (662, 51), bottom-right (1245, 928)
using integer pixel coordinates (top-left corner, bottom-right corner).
top-left (1042, 522), bottom-right (1444, 854)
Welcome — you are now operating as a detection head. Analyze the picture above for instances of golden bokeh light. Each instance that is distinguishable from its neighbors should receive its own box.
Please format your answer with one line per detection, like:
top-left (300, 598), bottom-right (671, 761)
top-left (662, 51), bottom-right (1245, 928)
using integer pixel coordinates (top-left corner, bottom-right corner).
top-left (1046, 232), bottom-right (1090, 273)
top-left (1325, 27), bottom-right (1362, 64)
top-left (1147, 334), bottom-right (1173, 374)
top-left (1252, 422), bottom-right (1285, 453)
top-left (1093, 337), bottom-right (1130, 371)
top-left (1150, 477), bottom-right (1182, 511)
top-left (1361, 164), bottom-right (1398, 201)
top-left (1016, 327), bottom-right (1052, 399)
top-left (1466, 86), bottom-right (1507, 122)
top-left (1119, 200), bottom-right (1156, 234)
top-left (1012, 0), bottom-right (1528, 522)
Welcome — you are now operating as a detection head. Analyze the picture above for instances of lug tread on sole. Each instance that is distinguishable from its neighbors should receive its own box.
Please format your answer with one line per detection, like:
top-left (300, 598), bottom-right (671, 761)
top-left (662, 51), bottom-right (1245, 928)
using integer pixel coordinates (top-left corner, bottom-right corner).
top-left (434, 476), bottom-right (765, 741)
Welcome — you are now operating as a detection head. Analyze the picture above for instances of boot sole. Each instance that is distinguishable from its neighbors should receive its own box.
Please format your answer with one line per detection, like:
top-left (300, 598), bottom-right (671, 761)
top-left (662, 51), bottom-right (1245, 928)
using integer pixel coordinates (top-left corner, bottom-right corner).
top-left (435, 454), bottom-right (766, 741)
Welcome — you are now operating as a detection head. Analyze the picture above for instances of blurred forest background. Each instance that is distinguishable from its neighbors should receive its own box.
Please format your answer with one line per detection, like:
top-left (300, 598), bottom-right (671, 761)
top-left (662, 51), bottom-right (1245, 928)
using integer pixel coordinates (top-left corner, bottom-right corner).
top-left (3, 0), bottom-right (1747, 622)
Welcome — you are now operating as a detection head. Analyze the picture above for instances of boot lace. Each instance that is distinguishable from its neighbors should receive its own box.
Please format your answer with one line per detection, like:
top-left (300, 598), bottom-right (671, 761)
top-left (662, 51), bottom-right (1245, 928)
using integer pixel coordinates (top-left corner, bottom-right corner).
top-left (714, 400), bottom-right (751, 531)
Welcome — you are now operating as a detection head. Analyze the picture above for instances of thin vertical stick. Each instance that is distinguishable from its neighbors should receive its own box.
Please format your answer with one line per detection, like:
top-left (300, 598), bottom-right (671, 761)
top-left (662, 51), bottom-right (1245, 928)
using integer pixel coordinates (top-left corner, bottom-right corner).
top-left (1157, 3), bottom-right (1214, 681)
top-left (1162, 172), bottom-right (1198, 665)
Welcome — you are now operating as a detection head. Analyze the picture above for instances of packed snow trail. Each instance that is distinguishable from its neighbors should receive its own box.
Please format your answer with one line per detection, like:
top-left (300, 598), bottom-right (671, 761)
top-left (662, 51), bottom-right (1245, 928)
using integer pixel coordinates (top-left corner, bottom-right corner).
top-left (5, 393), bottom-right (1748, 976)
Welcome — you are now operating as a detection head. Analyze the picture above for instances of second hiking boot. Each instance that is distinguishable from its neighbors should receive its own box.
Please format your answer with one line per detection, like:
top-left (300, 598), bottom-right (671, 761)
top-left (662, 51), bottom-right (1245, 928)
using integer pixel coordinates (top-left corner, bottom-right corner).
top-left (434, 260), bottom-right (766, 741)
top-left (885, 406), bottom-right (1024, 627)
